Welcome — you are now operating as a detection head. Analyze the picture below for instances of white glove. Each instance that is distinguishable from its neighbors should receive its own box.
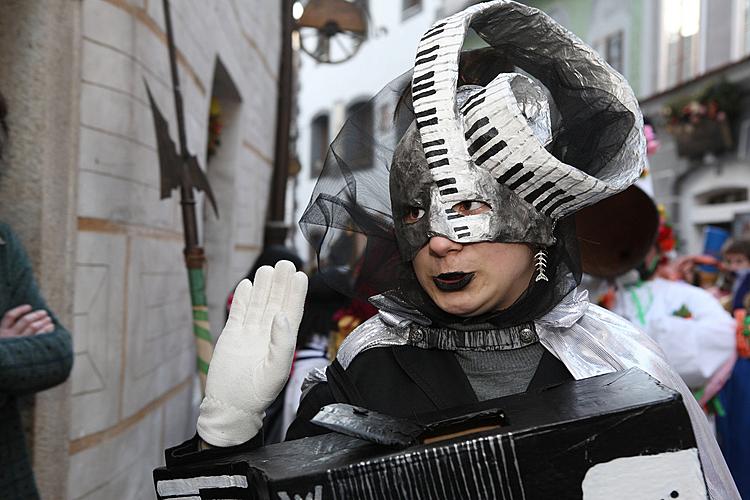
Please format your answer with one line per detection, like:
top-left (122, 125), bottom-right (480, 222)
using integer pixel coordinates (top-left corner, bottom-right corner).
top-left (197, 260), bottom-right (308, 447)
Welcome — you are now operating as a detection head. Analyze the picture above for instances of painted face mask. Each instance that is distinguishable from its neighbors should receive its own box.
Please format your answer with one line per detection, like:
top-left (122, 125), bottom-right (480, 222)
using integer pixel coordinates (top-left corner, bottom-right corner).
top-left (390, 0), bottom-right (645, 262)
top-left (391, 77), bottom-right (556, 261)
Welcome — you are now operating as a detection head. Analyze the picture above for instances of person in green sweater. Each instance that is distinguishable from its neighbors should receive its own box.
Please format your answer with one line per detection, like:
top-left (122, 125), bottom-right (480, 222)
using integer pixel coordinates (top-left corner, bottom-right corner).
top-left (0, 92), bottom-right (73, 499)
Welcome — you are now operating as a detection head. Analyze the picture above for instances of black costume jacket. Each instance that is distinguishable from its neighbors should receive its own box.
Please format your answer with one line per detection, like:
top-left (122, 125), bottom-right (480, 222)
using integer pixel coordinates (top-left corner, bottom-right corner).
top-left (287, 345), bottom-right (571, 440)
top-left (166, 343), bottom-right (571, 466)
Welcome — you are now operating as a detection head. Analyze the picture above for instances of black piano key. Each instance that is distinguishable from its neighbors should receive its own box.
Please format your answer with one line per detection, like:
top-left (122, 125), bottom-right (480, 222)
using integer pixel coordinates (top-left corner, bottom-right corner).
top-left (421, 27), bottom-right (445, 41)
top-left (423, 138), bottom-right (445, 148)
top-left (412, 81), bottom-right (435, 94)
top-left (413, 89), bottom-right (438, 101)
top-left (413, 71), bottom-right (435, 84)
top-left (535, 188), bottom-right (566, 210)
top-left (544, 195), bottom-right (576, 216)
top-left (496, 163), bottom-right (524, 184)
top-left (453, 226), bottom-right (469, 231)
top-left (428, 158), bottom-right (450, 169)
top-left (508, 171), bottom-right (534, 190)
top-left (464, 116), bottom-right (490, 140)
top-left (415, 54), bottom-right (439, 65)
top-left (417, 117), bottom-right (439, 129)
top-left (436, 178), bottom-right (456, 187)
top-left (462, 97), bottom-right (485, 115)
top-left (415, 44), bottom-right (440, 59)
top-left (523, 181), bottom-right (555, 204)
top-left (440, 187), bottom-right (459, 195)
top-left (423, 22), bottom-right (447, 36)
top-left (475, 140), bottom-right (507, 165)
top-left (460, 89), bottom-right (486, 111)
top-left (415, 107), bottom-right (437, 118)
top-left (456, 232), bottom-right (471, 239)
top-left (467, 128), bottom-right (498, 156)
top-left (412, 71), bottom-right (435, 85)
top-left (425, 148), bottom-right (448, 158)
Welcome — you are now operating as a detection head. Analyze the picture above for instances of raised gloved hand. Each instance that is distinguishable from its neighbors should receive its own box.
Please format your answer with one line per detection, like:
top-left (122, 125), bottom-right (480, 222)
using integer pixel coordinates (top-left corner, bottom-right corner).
top-left (197, 260), bottom-right (308, 447)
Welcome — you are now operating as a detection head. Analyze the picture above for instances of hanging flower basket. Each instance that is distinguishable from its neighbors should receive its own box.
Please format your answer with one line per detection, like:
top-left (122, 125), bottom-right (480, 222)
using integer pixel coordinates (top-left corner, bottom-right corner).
top-left (663, 80), bottom-right (741, 159)
top-left (669, 119), bottom-right (733, 159)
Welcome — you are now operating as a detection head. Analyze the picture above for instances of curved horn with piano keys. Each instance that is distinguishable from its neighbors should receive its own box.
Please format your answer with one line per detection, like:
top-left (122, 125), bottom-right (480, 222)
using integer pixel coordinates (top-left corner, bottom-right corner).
top-left (407, 0), bottom-right (645, 246)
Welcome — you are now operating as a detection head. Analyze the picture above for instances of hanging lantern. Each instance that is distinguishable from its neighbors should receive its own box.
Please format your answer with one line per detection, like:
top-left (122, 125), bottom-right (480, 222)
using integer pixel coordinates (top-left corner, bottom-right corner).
top-left (295, 0), bottom-right (368, 64)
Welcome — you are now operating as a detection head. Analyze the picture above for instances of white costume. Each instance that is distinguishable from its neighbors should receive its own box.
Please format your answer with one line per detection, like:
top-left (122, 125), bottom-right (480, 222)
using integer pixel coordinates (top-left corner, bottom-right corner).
top-left (611, 278), bottom-right (735, 388)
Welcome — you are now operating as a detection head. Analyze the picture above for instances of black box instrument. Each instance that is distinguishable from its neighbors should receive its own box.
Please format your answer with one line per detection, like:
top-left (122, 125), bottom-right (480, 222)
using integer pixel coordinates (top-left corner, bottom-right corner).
top-left (153, 368), bottom-right (707, 499)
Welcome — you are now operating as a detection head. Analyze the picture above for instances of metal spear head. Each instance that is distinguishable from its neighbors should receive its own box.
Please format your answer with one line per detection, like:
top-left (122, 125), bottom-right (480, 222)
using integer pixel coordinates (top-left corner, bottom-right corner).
top-left (145, 81), bottom-right (219, 217)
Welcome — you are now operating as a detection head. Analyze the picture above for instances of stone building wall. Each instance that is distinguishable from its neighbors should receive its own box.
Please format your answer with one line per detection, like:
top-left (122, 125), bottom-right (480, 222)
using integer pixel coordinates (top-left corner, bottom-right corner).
top-left (0, 1), bottom-right (82, 497)
top-left (64, 1), bottom-right (280, 499)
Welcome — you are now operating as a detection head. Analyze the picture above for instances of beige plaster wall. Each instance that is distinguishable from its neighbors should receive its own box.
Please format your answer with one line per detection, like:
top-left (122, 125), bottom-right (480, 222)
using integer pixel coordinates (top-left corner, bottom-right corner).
top-left (67, 0), bottom-right (280, 498)
top-left (0, 0), bottom-right (81, 497)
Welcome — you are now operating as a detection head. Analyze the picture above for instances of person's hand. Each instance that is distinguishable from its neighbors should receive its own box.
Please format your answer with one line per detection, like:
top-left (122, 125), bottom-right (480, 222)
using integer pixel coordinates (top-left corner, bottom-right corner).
top-left (0, 304), bottom-right (54, 338)
top-left (197, 260), bottom-right (308, 447)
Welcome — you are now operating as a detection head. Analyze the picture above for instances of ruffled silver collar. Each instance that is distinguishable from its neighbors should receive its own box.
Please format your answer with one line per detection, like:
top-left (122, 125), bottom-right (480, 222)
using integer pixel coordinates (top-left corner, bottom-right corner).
top-left (336, 288), bottom-right (589, 370)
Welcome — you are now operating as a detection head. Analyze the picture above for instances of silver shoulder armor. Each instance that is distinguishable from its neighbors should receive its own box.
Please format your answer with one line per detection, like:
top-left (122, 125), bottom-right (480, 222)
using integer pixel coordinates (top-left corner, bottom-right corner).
top-left (336, 315), bottom-right (408, 369)
top-left (301, 366), bottom-right (328, 397)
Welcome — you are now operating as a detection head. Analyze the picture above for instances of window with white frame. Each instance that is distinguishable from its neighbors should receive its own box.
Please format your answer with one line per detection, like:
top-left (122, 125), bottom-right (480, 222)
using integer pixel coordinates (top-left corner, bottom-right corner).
top-left (663, 0), bottom-right (702, 88)
top-left (403, 0), bottom-right (422, 20)
top-left (604, 31), bottom-right (625, 74)
top-left (343, 99), bottom-right (374, 169)
top-left (310, 113), bottom-right (329, 178)
top-left (696, 187), bottom-right (748, 205)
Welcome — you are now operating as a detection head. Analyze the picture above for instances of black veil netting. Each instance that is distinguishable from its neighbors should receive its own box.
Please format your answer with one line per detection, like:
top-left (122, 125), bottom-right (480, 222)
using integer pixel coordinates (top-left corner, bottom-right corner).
top-left (299, 71), bottom-right (413, 304)
top-left (298, 42), bottom-right (635, 327)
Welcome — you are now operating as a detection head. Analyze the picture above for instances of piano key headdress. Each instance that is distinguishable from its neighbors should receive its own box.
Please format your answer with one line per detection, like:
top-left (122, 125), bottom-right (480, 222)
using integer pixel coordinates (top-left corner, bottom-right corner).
top-left (301, 0), bottom-right (644, 325)
top-left (390, 0), bottom-right (645, 260)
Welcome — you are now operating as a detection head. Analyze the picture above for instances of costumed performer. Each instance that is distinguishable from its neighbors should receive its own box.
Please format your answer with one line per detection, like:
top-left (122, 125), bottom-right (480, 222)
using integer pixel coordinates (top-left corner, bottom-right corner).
top-left (187, 2), bottom-right (739, 497)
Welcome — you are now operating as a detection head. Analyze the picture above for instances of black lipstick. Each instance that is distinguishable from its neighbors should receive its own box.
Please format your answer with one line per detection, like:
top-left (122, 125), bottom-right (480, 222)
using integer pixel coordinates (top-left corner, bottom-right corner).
top-left (433, 272), bottom-right (474, 291)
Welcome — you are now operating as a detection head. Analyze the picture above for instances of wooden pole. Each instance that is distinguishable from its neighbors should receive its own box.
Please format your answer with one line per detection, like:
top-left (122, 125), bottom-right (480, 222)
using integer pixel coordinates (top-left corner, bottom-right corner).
top-left (265, 0), bottom-right (295, 246)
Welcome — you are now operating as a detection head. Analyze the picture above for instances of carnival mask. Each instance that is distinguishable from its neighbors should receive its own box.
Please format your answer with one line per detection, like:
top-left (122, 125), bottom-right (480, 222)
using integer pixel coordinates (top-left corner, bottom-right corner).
top-left (390, 0), bottom-right (645, 262)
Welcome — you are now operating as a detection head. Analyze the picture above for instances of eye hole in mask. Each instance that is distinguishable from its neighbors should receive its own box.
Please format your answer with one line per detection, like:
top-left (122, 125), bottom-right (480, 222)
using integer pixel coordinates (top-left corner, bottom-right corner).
top-left (452, 200), bottom-right (491, 216)
top-left (403, 207), bottom-right (426, 224)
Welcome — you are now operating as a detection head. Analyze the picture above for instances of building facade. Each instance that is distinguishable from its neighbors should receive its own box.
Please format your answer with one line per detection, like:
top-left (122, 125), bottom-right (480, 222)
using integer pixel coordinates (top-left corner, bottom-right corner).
top-left (0, 1), bottom-right (281, 498)
top-left (292, 0), bottom-right (444, 262)
top-left (444, 0), bottom-right (749, 254)
top-left (638, 0), bottom-right (750, 253)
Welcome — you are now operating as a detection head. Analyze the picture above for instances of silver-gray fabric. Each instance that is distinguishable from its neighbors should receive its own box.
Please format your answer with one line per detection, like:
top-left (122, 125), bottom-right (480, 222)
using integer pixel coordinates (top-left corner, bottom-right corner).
top-left (455, 343), bottom-right (544, 401)
top-left (335, 294), bottom-right (541, 370)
